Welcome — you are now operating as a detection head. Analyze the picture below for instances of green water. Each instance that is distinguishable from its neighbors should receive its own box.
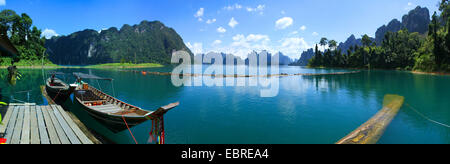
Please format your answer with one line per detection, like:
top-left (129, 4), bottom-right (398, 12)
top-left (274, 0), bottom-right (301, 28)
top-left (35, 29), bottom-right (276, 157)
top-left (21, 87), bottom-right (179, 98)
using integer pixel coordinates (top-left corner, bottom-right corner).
top-left (1, 66), bottom-right (449, 144)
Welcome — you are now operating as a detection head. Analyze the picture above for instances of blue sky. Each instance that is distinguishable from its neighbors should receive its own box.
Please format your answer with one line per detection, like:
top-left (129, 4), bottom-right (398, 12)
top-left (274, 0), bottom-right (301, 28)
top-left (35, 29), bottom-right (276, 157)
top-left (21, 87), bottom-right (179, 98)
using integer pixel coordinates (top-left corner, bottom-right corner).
top-left (0, 0), bottom-right (440, 59)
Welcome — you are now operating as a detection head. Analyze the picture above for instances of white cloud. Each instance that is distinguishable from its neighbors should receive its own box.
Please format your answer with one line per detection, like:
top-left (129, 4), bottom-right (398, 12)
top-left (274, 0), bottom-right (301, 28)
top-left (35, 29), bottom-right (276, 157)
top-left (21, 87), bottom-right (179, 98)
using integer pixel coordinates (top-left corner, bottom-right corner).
top-left (246, 34), bottom-right (270, 43)
top-left (227, 34), bottom-right (272, 58)
top-left (0, 0), bottom-right (5, 6)
top-left (312, 32), bottom-right (319, 36)
top-left (290, 31), bottom-right (298, 35)
top-left (278, 37), bottom-right (310, 59)
top-left (98, 28), bottom-right (108, 33)
top-left (42, 28), bottom-right (59, 39)
top-left (212, 40), bottom-right (222, 46)
top-left (206, 33), bottom-right (314, 59)
top-left (228, 17), bottom-right (238, 28)
top-left (186, 42), bottom-right (203, 55)
top-left (404, 2), bottom-right (415, 10)
top-left (300, 25), bottom-right (307, 31)
top-left (224, 4), bottom-right (242, 11)
top-left (194, 8), bottom-right (204, 18)
top-left (275, 17), bottom-right (293, 30)
top-left (217, 27), bottom-right (227, 33)
top-left (246, 4), bottom-right (265, 15)
top-left (206, 18), bottom-right (216, 24)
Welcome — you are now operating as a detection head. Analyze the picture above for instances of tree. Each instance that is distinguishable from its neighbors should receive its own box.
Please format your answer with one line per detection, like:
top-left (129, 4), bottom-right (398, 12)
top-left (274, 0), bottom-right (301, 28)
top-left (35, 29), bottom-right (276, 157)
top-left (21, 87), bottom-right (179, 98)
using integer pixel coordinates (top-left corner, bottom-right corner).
top-left (430, 12), bottom-right (443, 69)
top-left (319, 37), bottom-right (328, 51)
top-left (361, 34), bottom-right (372, 47)
top-left (0, 9), bottom-right (19, 34)
top-left (0, 9), bottom-right (47, 62)
top-left (328, 40), bottom-right (337, 50)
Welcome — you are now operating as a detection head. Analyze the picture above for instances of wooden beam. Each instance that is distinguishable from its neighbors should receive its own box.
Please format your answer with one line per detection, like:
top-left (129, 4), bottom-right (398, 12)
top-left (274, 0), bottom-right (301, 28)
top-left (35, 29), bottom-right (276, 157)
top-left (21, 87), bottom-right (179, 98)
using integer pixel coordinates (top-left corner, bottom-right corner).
top-left (51, 105), bottom-right (81, 144)
top-left (44, 106), bottom-right (69, 144)
top-left (336, 95), bottom-right (405, 144)
top-left (0, 105), bottom-right (15, 135)
top-left (36, 106), bottom-right (50, 144)
top-left (11, 106), bottom-right (25, 144)
top-left (20, 105), bottom-right (31, 144)
top-left (54, 105), bottom-right (93, 144)
top-left (4, 106), bottom-right (19, 143)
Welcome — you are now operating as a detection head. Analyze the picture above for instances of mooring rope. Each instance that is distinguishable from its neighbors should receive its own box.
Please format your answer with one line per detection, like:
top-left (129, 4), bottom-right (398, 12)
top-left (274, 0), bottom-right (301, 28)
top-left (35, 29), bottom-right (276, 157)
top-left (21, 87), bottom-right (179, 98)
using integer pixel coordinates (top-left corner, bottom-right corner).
top-left (121, 114), bottom-right (139, 144)
top-left (405, 103), bottom-right (450, 128)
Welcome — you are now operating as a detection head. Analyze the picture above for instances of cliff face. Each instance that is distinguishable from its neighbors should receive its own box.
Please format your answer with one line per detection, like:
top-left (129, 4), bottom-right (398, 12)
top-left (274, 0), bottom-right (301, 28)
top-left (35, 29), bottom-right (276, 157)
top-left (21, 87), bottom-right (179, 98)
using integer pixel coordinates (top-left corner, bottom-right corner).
top-left (375, 6), bottom-right (430, 44)
top-left (46, 20), bottom-right (192, 65)
top-left (290, 48), bottom-right (314, 66)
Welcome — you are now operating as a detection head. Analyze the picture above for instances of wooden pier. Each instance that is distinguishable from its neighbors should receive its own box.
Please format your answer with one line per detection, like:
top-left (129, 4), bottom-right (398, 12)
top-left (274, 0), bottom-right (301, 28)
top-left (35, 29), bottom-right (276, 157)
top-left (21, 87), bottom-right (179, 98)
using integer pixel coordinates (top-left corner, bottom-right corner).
top-left (0, 103), bottom-right (99, 144)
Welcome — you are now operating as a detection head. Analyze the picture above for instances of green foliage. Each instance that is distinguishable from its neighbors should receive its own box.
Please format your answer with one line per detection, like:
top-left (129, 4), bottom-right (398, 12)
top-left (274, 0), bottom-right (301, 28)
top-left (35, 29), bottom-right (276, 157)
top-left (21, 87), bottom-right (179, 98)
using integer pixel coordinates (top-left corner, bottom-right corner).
top-left (0, 101), bottom-right (6, 125)
top-left (413, 1), bottom-right (450, 72)
top-left (0, 9), bottom-right (49, 64)
top-left (308, 1), bottom-right (450, 73)
top-left (308, 29), bottom-right (424, 70)
top-left (46, 21), bottom-right (193, 65)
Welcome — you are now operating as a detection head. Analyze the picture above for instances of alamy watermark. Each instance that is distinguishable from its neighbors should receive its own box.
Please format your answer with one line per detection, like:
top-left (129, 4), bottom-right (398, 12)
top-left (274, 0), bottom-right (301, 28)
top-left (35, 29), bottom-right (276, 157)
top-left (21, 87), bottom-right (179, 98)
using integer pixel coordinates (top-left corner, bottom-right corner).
top-left (170, 50), bottom-right (280, 97)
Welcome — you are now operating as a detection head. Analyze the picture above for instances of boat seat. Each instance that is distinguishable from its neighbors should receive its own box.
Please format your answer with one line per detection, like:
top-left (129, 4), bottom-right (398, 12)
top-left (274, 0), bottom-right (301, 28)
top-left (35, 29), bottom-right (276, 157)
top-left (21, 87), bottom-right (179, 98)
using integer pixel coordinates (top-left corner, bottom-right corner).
top-left (90, 104), bottom-right (124, 113)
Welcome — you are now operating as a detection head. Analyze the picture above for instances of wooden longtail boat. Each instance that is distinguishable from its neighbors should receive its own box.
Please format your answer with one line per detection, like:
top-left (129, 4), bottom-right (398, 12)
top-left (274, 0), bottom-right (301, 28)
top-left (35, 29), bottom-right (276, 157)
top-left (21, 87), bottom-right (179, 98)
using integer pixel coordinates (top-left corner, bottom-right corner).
top-left (72, 72), bottom-right (179, 133)
top-left (45, 72), bottom-right (75, 103)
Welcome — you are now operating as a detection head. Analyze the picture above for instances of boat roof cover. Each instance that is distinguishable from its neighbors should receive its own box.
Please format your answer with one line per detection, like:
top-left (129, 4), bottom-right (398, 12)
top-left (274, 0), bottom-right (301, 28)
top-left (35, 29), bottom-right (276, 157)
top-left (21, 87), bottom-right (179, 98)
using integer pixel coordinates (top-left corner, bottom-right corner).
top-left (73, 72), bottom-right (113, 81)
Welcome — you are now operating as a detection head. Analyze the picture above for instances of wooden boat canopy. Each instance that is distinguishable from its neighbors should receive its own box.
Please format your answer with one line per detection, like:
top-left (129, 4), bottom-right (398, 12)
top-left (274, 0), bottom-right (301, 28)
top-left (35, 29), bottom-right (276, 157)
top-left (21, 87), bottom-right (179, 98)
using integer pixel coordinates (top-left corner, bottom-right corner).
top-left (73, 72), bottom-right (113, 81)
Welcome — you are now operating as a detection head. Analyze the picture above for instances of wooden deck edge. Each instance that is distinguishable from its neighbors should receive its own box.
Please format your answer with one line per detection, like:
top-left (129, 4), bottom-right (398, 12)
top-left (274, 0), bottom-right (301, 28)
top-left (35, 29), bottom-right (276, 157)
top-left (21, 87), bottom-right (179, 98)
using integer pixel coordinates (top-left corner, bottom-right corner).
top-left (40, 86), bottom-right (104, 144)
top-left (40, 85), bottom-right (56, 105)
top-left (64, 111), bottom-right (103, 144)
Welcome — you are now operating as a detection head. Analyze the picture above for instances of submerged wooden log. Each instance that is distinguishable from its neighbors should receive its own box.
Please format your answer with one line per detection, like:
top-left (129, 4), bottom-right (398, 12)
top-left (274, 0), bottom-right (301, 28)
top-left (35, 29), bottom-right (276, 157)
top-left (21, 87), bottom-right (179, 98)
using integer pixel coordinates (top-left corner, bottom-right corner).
top-left (336, 94), bottom-right (405, 144)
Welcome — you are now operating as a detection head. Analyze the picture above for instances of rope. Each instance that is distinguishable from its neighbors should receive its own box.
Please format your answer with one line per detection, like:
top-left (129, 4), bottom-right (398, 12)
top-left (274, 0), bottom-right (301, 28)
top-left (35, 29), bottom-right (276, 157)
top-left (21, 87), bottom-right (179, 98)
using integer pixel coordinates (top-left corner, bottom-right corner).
top-left (121, 114), bottom-right (139, 144)
top-left (405, 103), bottom-right (450, 128)
top-left (52, 88), bottom-right (62, 102)
top-left (12, 98), bottom-right (26, 103)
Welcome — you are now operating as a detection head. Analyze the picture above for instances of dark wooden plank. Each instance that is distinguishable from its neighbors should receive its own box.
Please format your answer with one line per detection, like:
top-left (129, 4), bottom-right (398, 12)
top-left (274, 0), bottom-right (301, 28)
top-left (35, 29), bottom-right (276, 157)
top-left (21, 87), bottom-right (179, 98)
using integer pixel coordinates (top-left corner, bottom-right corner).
top-left (11, 106), bottom-right (25, 144)
top-left (46, 106), bottom-right (70, 144)
top-left (20, 105), bottom-right (31, 144)
top-left (51, 105), bottom-right (81, 144)
top-left (54, 105), bottom-right (93, 144)
top-left (4, 106), bottom-right (19, 143)
top-left (35, 106), bottom-right (49, 144)
top-left (0, 105), bottom-right (15, 134)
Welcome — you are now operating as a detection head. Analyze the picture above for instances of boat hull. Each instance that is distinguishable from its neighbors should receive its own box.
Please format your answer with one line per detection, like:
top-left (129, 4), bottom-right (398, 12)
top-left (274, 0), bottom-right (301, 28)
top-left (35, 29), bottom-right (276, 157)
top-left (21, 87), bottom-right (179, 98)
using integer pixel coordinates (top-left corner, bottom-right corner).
top-left (46, 78), bottom-right (73, 104)
top-left (73, 95), bottom-right (148, 133)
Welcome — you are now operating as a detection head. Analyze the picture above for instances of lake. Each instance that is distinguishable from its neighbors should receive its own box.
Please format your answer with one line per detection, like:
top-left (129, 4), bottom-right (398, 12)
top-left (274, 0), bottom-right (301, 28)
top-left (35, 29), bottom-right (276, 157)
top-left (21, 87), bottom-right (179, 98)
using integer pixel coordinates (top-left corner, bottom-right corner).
top-left (1, 65), bottom-right (449, 144)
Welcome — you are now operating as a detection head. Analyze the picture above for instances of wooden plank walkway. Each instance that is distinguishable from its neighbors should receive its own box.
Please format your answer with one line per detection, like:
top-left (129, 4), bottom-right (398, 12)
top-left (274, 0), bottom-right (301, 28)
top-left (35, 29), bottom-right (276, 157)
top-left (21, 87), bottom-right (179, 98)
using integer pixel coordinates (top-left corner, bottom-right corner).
top-left (0, 104), bottom-right (95, 144)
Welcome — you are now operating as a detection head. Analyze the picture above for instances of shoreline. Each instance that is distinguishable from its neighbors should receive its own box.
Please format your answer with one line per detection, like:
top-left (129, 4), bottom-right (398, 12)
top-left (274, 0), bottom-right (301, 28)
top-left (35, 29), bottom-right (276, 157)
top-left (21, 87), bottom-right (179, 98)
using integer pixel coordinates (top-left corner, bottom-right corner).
top-left (305, 66), bottom-right (450, 76)
top-left (0, 63), bottom-right (164, 69)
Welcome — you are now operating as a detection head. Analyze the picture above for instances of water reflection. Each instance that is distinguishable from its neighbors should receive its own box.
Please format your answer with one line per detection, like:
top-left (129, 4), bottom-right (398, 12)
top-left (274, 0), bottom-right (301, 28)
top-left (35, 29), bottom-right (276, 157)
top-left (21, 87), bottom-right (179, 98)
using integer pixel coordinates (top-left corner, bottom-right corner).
top-left (0, 67), bottom-right (448, 143)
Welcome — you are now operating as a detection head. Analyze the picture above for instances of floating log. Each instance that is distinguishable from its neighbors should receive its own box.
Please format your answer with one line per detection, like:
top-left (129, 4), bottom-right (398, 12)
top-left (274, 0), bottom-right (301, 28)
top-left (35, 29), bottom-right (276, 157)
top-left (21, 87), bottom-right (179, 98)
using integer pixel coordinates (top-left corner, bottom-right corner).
top-left (121, 70), bottom-right (361, 78)
top-left (336, 94), bottom-right (405, 144)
